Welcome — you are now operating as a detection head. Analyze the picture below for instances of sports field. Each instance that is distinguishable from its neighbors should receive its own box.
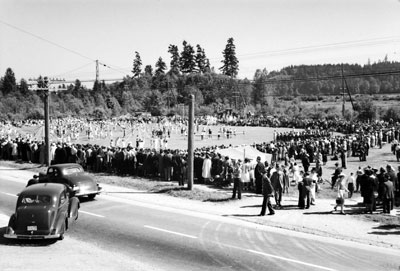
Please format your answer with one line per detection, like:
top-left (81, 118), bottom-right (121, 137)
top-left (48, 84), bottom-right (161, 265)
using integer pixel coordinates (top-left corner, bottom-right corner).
top-left (13, 123), bottom-right (299, 150)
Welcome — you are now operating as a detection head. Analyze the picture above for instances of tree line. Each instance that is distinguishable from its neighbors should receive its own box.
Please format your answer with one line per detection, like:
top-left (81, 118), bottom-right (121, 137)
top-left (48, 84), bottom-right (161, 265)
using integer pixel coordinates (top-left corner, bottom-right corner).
top-left (1, 37), bottom-right (400, 123)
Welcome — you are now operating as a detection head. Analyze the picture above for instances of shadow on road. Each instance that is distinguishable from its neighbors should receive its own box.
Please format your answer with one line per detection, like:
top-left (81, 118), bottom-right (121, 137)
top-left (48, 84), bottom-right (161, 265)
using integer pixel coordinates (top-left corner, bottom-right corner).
top-left (240, 205), bottom-right (261, 208)
top-left (223, 214), bottom-right (259, 217)
top-left (104, 191), bottom-right (154, 195)
top-left (368, 224), bottom-right (400, 235)
top-left (203, 198), bottom-right (231, 202)
top-left (0, 227), bottom-right (57, 246)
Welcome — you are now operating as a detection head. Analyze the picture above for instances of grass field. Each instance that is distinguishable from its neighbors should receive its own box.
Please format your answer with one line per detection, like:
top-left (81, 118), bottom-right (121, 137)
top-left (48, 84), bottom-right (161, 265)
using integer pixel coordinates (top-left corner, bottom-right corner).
top-left (303, 96), bottom-right (400, 111)
top-left (12, 123), bottom-right (297, 150)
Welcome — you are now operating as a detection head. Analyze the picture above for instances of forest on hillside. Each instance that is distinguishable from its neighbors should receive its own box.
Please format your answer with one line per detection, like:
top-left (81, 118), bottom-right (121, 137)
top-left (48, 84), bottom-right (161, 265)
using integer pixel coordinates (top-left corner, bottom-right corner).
top-left (1, 57), bottom-right (400, 122)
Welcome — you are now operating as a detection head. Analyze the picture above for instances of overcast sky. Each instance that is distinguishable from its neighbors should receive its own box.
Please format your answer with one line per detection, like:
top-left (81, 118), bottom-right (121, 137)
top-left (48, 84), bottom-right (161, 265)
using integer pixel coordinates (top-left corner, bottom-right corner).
top-left (1, 0), bottom-right (400, 82)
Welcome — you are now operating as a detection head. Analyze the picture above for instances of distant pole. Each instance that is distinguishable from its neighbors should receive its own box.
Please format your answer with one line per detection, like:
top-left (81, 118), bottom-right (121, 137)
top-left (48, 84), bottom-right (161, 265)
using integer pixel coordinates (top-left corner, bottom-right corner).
top-left (44, 90), bottom-right (50, 166)
top-left (42, 77), bottom-right (51, 166)
top-left (95, 60), bottom-right (99, 82)
top-left (187, 94), bottom-right (194, 190)
top-left (341, 64), bottom-right (345, 118)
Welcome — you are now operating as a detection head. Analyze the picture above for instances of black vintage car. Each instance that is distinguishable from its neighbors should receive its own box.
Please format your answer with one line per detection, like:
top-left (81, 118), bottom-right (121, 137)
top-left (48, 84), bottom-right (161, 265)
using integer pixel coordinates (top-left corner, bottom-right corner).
top-left (4, 183), bottom-right (79, 240)
top-left (38, 163), bottom-right (102, 200)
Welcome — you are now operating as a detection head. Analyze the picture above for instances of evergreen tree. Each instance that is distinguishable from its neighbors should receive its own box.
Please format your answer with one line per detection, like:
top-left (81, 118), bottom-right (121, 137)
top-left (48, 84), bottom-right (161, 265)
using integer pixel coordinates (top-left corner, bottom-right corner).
top-left (144, 65), bottom-right (153, 77)
top-left (93, 80), bottom-right (101, 92)
top-left (168, 44), bottom-right (180, 74)
top-left (195, 44), bottom-right (210, 73)
top-left (19, 78), bottom-right (29, 96)
top-left (220, 37), bottom-right (239, 78)
top-left (1, 68), bottom-right (17, 95)
top-left (179, 40), bottom-right (196, 74)
top-left (155, 57), bottom-right (167, 76)
top-left (132, 51), bottom-right (142, 78)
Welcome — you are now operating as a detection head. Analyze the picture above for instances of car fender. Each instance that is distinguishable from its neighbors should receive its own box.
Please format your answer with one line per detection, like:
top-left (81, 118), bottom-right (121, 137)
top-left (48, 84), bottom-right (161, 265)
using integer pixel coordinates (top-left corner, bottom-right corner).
top-left (8, 214), bottom-right (16, 228)
top-left (68, 197), bottom-right (80, 221)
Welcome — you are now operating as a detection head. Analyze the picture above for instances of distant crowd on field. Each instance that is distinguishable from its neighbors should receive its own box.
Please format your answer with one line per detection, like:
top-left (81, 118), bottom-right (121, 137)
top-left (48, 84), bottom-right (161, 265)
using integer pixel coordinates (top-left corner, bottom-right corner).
top-left (1, 113), bottom-right (399, 135)
top-left (1, 116), bottom-right (400, 215)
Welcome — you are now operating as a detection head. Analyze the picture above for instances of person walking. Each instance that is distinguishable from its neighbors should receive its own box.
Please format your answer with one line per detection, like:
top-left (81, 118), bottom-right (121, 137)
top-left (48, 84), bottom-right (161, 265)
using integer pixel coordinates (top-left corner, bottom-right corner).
top-left (259, 172), bottom-right (275, 216)
top-left (333, 173), bottom-right (349, 214)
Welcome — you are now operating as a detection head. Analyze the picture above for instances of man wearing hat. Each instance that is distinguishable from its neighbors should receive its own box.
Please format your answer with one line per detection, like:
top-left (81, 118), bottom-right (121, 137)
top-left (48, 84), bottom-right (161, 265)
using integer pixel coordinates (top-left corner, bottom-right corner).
top-left (381, 170), bottom-right (395, 214)
top-left (259, 171), bottom-right (275, 216)
top-left (231, 159), bottom-right (243, 199)
top-left (254, 156), bottom-right (265, 194)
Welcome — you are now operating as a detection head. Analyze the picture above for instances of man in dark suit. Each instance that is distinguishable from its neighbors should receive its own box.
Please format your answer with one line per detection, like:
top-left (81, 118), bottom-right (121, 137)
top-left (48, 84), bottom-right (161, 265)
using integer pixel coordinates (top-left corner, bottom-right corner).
top-left (271, 165), bottom-right (284, 208)
top-left (259, 173), bottom-right (275, 216)
top-left (254, 156), bottom-right (265, 194)
top-left (382, 177), bottom-right (394, 214)
top-left (302, 172), bottom-right (314, 209)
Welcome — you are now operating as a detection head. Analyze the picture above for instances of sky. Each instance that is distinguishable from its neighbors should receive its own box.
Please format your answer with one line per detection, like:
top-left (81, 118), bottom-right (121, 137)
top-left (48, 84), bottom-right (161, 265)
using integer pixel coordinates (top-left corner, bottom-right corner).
top-left (1, 0), bottom-right (400, 83)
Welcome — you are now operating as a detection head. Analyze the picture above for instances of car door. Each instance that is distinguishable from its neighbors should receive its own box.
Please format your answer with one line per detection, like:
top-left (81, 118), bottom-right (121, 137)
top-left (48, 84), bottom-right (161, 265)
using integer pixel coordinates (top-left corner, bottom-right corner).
top-left (58, 190), bottom-right (69, 221)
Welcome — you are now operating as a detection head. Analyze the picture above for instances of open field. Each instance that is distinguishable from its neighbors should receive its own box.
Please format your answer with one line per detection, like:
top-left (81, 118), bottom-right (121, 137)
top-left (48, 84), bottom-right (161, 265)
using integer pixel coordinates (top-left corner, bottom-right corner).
top-left (300, 95), bottom-right (400, 111)
top-left (14, 123), bottom-right (297, 150)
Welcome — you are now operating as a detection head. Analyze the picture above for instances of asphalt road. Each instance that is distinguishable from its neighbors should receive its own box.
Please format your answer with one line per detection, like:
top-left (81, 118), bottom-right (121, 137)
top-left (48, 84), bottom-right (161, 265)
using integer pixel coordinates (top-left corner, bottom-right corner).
top-left (0, 167), bottom-right (399, 271)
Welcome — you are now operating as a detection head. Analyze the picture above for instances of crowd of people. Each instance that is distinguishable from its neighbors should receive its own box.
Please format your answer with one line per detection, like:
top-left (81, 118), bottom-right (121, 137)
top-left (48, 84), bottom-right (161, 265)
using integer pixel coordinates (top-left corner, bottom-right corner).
top-left (1, 115), bottom-right (400, 216)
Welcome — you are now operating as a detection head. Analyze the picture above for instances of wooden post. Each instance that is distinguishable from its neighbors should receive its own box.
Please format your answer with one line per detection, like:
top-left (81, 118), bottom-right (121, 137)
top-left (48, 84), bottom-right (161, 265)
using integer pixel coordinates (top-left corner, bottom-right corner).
top-left (44, 89), bottom-right (50, 166)
top-left (187, 94), bottom-right (194, 190)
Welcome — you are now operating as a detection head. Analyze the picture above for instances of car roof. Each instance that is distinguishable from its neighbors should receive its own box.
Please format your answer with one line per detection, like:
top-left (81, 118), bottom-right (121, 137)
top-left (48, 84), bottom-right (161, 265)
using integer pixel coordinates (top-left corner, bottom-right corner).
top-left (21, 183), bottom-right (65, 196)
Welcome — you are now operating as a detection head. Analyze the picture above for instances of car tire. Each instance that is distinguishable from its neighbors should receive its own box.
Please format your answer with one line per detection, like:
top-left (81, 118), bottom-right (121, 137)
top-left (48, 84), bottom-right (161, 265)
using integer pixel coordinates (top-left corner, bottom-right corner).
top-left (88, 194), bottom-right (96, 200)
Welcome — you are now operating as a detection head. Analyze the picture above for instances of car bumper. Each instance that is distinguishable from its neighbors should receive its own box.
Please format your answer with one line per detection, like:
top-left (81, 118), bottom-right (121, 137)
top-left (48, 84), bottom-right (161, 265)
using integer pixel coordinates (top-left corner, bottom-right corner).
top-left (4, 227), bottom-right (61, 240)
top-left (4, 233), bottom-right (61, 239)
top-left (75, 190), bottom-right (101, 197)
top-left (74, 185), bottom-right (102, 197)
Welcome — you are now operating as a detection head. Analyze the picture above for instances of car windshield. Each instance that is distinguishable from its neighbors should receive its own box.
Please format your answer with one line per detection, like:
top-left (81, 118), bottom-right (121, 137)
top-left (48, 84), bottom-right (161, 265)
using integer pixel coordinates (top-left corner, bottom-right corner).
top-left (63, 167), bottom-right (83, 175)
top-left (20, 195), bottom-right (52, 205)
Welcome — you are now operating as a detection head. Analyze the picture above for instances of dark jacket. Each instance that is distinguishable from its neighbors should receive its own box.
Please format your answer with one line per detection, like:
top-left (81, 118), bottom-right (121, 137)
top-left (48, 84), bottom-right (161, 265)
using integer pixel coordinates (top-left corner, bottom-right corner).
top-left (271, 170), bottom-right (284, 190)
top-left (255, 161), bottom-right (266, 179)
top-left (382, 180), bottom-right (394, 199)
top-left (262, 174), bottom-right (274, 196)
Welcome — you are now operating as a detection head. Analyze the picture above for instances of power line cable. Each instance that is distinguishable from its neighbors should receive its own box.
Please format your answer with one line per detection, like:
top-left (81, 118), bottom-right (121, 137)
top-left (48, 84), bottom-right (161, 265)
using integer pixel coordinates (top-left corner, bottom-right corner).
top-left (207, 36), bottom-right (400, 61)
top-left (239, 37), bottom-right (400, 59)
top-left (0, 19), bottom-right (96, 62)
top-left (0, 20), bottom-right (130, 78)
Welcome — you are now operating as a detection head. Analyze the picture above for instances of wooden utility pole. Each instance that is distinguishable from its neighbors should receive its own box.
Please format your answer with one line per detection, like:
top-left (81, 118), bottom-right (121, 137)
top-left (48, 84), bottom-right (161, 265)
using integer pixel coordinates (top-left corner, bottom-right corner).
top-left (44, 90), bottom-right (50, 166)
top-left (38, 77), bottom-right (51, 166)
top-left (341, 64), bottom-right (345, 118)
top-left (187, 94), bottom-right (194, 190)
